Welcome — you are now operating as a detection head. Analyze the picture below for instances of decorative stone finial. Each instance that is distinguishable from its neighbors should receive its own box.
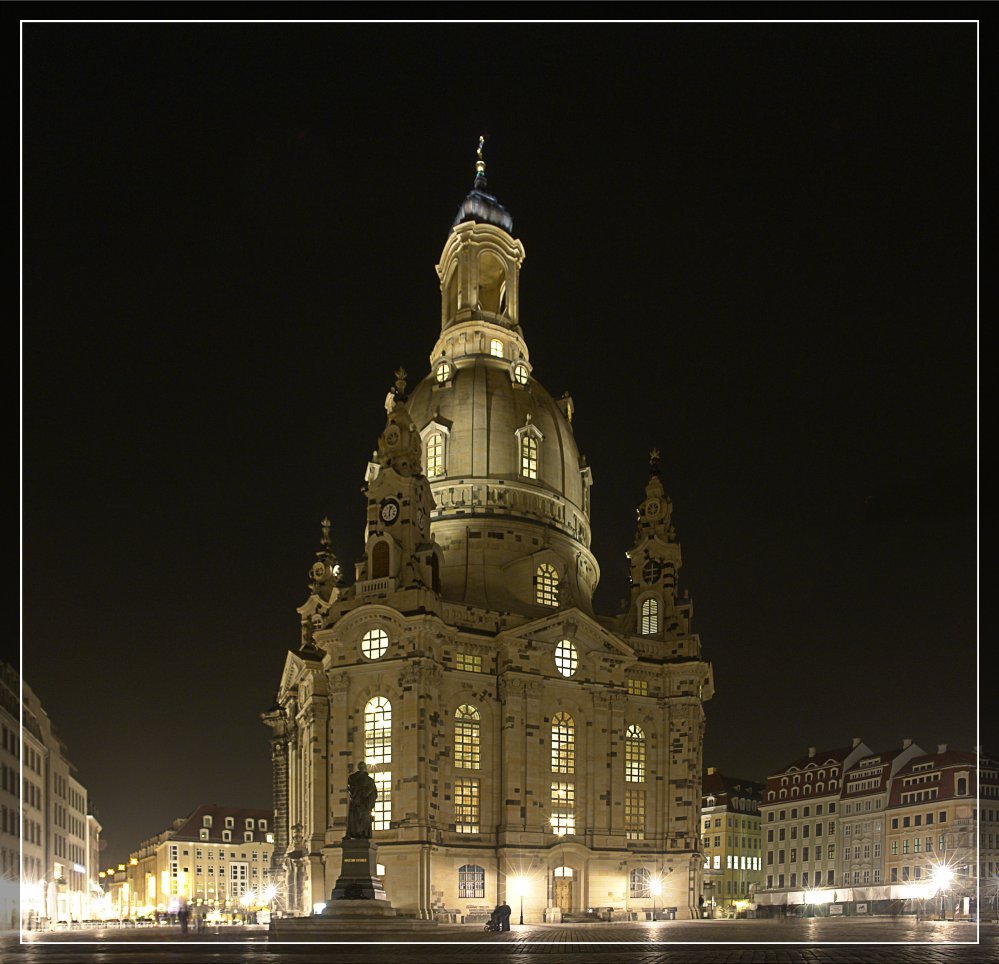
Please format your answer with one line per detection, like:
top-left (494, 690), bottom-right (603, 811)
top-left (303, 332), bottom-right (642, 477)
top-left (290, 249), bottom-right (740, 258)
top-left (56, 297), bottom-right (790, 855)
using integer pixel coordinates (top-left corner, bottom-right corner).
top-left (650, 448), bottom-right (661, 474)
top-left (394, 367), bottom-right (408, 397)
top-left (320, 516), bottom-right (331, 548)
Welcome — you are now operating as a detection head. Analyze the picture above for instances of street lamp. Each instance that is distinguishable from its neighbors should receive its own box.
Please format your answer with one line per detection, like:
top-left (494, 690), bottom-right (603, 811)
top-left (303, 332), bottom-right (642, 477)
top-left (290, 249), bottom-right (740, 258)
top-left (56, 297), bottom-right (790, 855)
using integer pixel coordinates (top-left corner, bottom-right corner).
top-left (649, 875), bottom-right (662, 922)
top-left (508, 875), bottom-right (526, 926)
top-left (931, 866), bottom-right (954, 921)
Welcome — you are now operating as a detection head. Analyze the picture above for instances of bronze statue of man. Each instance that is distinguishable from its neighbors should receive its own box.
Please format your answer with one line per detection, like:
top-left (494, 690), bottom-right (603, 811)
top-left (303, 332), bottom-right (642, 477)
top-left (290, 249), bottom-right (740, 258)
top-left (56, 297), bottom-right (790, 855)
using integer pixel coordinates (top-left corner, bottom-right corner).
top-left (345, 761), bottom-right (379, 838)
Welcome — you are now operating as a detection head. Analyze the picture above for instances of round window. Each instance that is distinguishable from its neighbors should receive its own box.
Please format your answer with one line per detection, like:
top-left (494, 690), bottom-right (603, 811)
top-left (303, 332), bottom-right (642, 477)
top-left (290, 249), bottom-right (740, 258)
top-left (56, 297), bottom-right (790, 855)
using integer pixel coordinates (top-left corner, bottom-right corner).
top-left (513, 362), bottom-right (529, 385)
top-left (361, 628), bottom-right (389, 660)
top-left (554, 639), bottom-right (578, 678)
top-left (436, 361), bottom-right (452, 383)
top-left (642, 559), bottom-right (662, 584)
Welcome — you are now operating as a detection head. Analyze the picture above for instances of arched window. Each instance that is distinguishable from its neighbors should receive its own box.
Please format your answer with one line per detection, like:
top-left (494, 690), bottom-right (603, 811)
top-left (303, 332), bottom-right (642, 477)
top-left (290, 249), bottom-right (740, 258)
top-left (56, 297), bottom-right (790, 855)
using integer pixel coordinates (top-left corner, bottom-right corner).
top-left (551, 712), bottom-right (575, 774)
top-left (426, 431), bottom-right (445, 477)
top-left (454, 705), bottom-right (480, 769)
top-left (479, 252), bottom-right (507, 315)
top-left (365, 697), bottom-right (392, 831)
top-left (625, 725), bottom-right (646, 782)
top-left (554, 639), bottom-right (577, 678)
top-left (629, 868), bottom-right (651, 898)
top-left (458, 864), bottom-right (485, 899)
top-left (364, 697), bottom-right (392, 766)
top-left (371, 541), bottom-right (390, 578)
top-left (536, 563), bottom-right (558, 607)
top-left (521, 434), bottom-right (538, 479)
top-left (361, 628), bottom-right (389, 660)
top-left (956, 776), bottom-right (968, 795)
top-left (490, 338), bottom-right (504, 358)
top-left (640, 597), bottom-right (659, 635)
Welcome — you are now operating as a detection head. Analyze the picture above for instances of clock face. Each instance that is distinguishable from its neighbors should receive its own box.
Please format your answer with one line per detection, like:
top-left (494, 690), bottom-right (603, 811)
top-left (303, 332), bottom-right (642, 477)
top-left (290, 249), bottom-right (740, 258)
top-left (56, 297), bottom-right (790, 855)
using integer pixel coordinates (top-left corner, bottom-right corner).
top-left (646, 500), bottom-right (661, 519)
top-left (385, 426), bottom-right (401, 446)
top-left (310, 562), bottom-right (328, 581)
top-left (416, 506), bottom-right (426, 531)
top-left (380, 499), bottom-right (400, 524)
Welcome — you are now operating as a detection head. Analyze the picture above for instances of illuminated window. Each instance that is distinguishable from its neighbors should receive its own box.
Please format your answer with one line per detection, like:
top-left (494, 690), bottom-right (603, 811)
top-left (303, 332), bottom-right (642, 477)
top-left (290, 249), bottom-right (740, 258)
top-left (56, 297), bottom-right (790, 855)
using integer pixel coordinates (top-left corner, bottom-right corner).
top-left (521, 434), bottom-right (538, 479)
top-left (361, 628), bottom-right (389, 660)
top-left (536, 563), bottom-right (558, 607)
top-left (426, 432), bottom-right (445, 478)
top-left (551, 781), bottom-right (575, 835)
top-left (458, 864), bottom-right (485, 899)
top-left (625, 725), bottom-right (646, 782)
top-left (629, 867), bottom-right (651, 897)
top-left (490, 338), bottom-right (504, 358)
top-left (513, 362), bottom-right (529, 385)
top-left (627, 678), bottom-right (648, 697)
top-left (373, 771), bottom-right (391, 831)
top-left (551, 712), bottom-right (575, 774)
top-left (554, 639), bottom-right (577, 677)
top-left (640, 597), bottom-right (659, 635)
top-left (455, 652), bottom-right (482, 672)
top-left (364, 697), bottom-right (392, 765)
top-left (454, 778), bottom-right (480, 833)
top-left (435, 360), bottom-right (452, 383)
top-left (454, 705), bottom-right (481, 769)
top-left (626, 789), bottom-right (646, 840)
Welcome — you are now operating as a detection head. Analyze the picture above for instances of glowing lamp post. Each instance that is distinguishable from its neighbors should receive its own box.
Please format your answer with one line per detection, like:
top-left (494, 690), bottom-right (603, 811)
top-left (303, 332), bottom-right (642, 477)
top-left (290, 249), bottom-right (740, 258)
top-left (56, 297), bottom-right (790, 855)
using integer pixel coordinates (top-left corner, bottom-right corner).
top-left (510, 876), bottom-right (525, 925)
top-left (932, 867), bottom-right (954, 920)
top-left (650, 876), bottom-right (662, 922)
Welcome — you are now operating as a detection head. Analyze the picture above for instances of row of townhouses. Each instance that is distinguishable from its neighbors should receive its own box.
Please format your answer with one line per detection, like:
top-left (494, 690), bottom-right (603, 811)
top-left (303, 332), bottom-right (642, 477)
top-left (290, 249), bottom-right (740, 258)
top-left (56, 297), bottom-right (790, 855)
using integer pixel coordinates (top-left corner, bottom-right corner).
top-left (702, 740), bottom-right (997, 919)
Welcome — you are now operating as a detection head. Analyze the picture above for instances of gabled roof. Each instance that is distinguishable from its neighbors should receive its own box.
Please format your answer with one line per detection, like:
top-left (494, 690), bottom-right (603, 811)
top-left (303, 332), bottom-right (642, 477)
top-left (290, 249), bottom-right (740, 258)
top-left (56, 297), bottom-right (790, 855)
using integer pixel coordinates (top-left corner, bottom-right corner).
top-left (171, 803), bottom-right (273, 843)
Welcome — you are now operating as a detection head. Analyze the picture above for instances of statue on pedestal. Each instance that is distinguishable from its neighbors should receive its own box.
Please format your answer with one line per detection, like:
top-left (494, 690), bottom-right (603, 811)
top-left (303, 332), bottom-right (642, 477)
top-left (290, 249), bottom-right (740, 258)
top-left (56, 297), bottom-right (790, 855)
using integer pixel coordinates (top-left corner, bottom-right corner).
top-left (345, 761), bottom-right (378, 839)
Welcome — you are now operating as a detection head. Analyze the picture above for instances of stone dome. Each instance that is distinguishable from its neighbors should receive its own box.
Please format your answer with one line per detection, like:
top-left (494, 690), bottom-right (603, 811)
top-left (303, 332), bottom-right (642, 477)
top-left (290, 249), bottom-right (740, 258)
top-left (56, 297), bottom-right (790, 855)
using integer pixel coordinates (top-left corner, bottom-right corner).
top-left (408, 358), bottom-right (584, 511)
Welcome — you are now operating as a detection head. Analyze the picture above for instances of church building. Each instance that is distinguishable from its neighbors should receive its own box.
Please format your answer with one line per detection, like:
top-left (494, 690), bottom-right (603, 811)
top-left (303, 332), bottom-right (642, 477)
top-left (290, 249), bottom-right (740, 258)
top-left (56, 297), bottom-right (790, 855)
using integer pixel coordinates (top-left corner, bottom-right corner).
top-left (264, 144), bottom-right (715, 922)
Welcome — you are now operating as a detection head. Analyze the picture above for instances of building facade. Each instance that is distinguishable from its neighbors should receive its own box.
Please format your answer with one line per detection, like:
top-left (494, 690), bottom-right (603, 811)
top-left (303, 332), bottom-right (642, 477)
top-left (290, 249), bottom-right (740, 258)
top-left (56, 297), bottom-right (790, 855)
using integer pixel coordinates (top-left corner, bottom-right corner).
top-left (103, 804), bottom-right (274, 921)
top-left (265, 150), bottom-right (715, 922)
top-left (885, 745), bottom-right (996, 919)
top-left (700, 768), bottom-right (764, 917)
top-left (756, 739), bottom-right (993, 919)
top-left (0, 661), bottom-right (101, 929)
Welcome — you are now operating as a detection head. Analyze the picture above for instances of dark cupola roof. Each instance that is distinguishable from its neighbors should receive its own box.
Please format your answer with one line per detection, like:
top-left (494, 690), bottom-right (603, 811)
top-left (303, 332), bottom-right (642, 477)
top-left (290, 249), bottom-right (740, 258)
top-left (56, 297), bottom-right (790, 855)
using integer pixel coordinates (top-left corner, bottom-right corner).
top-left (453, 135), bottom-right (513, 233)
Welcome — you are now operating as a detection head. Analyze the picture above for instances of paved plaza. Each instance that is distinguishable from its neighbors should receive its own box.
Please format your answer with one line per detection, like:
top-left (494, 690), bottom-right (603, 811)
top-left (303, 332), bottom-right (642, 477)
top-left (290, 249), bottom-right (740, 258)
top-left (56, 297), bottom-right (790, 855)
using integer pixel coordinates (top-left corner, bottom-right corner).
top-left (5, 920), bottom-right (997, 963)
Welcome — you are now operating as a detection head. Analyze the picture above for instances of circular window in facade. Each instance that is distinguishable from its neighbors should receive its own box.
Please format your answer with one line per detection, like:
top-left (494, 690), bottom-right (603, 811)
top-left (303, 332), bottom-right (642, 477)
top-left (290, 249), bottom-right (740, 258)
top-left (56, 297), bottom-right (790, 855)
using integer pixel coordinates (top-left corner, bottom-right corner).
top-left (642, 559), bottom-right (662, 584)
top-left (361, 627), bottom-right (389, 660)
top-left (436, 360), bottom-right (452, 383)
top-left (554, 639), bottom-right (578, 678)
top-left (513, 362), bottom-right (529, 385)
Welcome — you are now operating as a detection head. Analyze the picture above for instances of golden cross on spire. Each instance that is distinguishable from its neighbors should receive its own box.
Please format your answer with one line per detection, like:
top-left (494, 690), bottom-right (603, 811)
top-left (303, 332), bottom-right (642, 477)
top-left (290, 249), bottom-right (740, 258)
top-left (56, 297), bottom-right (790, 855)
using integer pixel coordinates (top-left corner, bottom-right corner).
top-left (650, 447), bottom-right (661, 466)
top-left (476, 134), bottom-right (486, 175)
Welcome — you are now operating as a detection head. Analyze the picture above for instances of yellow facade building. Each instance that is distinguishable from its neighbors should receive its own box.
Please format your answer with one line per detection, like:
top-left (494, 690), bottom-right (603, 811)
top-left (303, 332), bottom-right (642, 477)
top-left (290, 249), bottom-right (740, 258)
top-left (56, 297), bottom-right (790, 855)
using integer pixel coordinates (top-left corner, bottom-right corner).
top-left (103, 804), bottom-right (274, 921)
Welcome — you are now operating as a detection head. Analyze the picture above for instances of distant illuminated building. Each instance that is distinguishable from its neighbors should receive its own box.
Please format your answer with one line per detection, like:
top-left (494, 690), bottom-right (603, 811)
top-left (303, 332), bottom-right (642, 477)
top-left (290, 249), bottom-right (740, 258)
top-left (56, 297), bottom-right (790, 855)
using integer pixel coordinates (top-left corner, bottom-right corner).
top-left (756, 738), bottom-right (993, 918)
top-left (104, 804), bottom-right (274, 920)
top-left (264, 144), bottom-right (715, 922)
top-left (884, 745), bottom-right (995, 919)
top-left (700, 768), bottom-right (764, 916)
top-left (1, 660), bottom-right (100, 929)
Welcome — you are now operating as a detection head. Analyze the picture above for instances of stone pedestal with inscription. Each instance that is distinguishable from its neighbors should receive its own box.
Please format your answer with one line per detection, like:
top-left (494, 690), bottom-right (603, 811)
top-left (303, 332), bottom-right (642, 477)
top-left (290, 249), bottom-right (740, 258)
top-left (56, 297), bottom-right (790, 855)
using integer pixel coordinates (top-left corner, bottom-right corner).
top-left (327, 837), bottom-right (392, 907)
top-left (270, 838), bottom-right (440, 935)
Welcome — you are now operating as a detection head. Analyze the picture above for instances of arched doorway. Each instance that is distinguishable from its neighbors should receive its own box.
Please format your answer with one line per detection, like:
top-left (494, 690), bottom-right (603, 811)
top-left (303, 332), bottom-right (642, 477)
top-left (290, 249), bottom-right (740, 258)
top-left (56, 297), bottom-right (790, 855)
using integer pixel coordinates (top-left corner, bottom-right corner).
top-left (553, 866), bottom-right (573, 915)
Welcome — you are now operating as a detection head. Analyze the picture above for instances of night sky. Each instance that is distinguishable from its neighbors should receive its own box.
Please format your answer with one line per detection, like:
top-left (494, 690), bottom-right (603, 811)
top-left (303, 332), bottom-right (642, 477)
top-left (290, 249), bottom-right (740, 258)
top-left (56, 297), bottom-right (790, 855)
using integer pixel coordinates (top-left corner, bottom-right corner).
top-left (22, 22), bottom-right (979, 869)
